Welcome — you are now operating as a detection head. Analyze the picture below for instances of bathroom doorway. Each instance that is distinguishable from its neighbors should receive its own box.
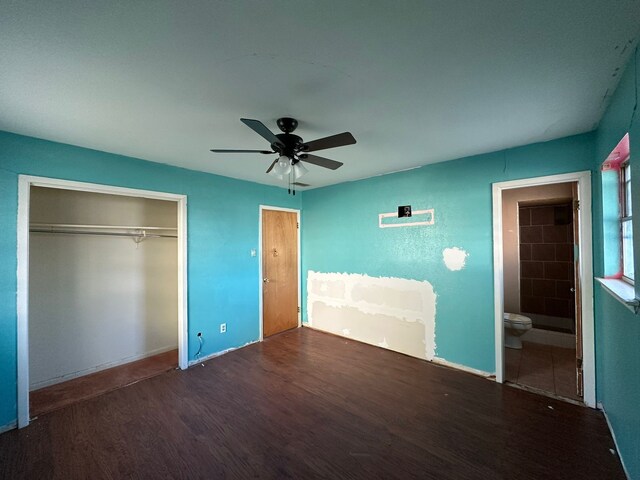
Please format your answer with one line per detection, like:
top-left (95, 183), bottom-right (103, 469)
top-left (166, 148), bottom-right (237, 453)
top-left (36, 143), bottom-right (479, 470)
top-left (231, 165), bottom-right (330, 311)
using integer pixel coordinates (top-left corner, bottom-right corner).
top-left (492, 172), bottom-right (595, 407)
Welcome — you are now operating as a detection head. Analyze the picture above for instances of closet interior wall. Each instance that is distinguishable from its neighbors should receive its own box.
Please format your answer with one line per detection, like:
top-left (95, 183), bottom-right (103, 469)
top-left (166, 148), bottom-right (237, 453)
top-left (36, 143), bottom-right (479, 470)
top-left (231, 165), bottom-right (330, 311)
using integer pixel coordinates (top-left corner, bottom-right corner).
top-left (28, 187), bottom-right (178, 390)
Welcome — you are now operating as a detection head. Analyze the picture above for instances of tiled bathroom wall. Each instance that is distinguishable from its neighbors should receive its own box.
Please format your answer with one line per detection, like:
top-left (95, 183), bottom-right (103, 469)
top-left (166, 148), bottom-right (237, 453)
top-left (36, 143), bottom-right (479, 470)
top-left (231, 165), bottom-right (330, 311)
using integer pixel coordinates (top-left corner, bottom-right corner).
top-left (519, 204), bottom-right (575, 325)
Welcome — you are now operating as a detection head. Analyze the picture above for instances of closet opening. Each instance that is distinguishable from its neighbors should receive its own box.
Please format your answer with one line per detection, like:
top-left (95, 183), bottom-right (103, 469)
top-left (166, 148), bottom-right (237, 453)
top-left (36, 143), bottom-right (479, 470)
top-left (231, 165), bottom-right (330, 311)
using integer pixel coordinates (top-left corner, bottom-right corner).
top-left (17, 176), bottom-right (188, 427)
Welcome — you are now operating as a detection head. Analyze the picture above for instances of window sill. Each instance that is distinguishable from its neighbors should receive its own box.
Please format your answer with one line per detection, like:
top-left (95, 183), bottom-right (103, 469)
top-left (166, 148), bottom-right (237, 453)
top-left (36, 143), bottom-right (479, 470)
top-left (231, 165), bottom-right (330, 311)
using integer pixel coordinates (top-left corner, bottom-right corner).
top-left (595, 278), bottom-right (639, 314)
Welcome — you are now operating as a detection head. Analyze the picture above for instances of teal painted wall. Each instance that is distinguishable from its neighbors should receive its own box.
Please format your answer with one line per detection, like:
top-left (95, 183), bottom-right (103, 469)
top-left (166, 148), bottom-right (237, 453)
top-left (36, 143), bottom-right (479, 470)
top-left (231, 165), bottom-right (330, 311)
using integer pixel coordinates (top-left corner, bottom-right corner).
top-left (0, 131), bottom-right (299, 428)
top-left (301, 133), bottom-right (596, 373)
top-left (595, 46), bottom-right (640, 479)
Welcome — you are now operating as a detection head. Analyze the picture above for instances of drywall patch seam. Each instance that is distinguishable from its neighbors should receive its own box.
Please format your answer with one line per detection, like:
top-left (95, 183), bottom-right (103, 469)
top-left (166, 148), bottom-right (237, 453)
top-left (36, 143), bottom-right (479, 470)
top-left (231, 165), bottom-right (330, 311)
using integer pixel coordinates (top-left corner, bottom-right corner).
top-left (307, 271), bottom-right (436, 360)
top-left (443, 247), bottom-right (469, 271)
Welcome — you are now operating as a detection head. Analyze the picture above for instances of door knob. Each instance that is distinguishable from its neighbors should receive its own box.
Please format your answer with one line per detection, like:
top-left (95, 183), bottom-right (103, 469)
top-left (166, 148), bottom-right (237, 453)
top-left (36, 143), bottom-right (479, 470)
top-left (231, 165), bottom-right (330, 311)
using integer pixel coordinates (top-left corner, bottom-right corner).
top-left (570, 287), bottom-right (575, 292)
top-left (263, 278), bottom-right (270, 283)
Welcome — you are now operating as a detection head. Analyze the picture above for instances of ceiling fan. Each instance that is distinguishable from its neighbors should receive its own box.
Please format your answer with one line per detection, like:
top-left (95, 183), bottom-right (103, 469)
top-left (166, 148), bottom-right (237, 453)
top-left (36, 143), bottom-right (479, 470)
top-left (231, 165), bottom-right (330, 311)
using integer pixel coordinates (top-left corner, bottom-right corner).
top-left (210, 117), bottom-right (356, 194)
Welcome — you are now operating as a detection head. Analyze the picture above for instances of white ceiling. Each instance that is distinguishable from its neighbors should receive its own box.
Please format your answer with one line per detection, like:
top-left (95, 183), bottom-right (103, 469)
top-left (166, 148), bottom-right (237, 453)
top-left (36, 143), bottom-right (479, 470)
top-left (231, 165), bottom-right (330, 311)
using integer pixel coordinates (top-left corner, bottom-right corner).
top-left (2, 1), bottom-right (639, 189)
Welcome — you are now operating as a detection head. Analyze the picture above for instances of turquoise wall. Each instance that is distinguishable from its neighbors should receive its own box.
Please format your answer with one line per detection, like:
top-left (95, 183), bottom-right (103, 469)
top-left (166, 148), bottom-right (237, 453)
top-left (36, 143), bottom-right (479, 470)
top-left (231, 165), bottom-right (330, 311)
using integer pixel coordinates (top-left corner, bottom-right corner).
top-left (0, 131), bottom-right (299, 429)
top-left (301, 132), bottom-right (596, 372)
top-left (594, 46), bottom-right (640, 479)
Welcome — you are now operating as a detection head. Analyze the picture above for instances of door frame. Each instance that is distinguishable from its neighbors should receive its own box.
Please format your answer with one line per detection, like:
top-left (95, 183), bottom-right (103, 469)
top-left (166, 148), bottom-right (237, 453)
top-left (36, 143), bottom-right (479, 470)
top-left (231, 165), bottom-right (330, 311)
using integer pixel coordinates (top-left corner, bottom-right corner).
top-left (491, 171), bottom-right (595, 407)
top-left (258, 205), bottom-right (301, 341)
top-left (16, 175), bottom-right (189, 428)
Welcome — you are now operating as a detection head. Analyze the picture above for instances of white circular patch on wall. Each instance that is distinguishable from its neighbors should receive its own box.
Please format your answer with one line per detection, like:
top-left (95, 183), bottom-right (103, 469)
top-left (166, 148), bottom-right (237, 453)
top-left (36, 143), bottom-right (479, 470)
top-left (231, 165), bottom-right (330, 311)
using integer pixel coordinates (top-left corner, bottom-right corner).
top-left (442, 247), bottom-right (469, 271)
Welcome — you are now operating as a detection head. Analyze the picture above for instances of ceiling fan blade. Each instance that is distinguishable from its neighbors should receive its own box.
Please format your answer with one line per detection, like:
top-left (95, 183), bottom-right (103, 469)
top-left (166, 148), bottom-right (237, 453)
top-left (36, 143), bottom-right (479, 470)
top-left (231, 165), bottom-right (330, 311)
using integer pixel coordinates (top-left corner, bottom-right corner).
top-left (266, 159), bottom-right (278, 174)
top-left (210, 149), bottom-right (274, 154)
top-left (302, 132), bottom-right (356, 152)
top-left (300, 154), bottom-right (344, 170)
top-left (241, 118), bottom-right (284, 148)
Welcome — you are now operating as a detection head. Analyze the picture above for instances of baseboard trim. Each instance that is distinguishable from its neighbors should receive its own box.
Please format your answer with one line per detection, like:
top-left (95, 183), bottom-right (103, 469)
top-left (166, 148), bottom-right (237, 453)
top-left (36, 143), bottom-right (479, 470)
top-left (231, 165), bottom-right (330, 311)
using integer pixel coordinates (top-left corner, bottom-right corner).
top-left (0, 421), bottom-right (17, 434)
top-left (188, 340), bottom-right (259, 366)
top-left (30, 345), bottom-right (179, 390)
top-left (303, 324), bottom-right (492, 379)
top-left (599, 403), bottom-right (630, 480)
top-left (430, 358), bottom-right (493, 379)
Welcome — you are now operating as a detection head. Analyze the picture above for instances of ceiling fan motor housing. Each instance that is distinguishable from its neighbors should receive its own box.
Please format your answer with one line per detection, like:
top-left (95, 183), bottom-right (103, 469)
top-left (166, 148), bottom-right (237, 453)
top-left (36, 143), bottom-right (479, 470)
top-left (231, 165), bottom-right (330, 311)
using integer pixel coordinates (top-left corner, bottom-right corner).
top-left (276, 117), bottom-right (298, 133)
top-left (274, 118), bottom-right (304, 162)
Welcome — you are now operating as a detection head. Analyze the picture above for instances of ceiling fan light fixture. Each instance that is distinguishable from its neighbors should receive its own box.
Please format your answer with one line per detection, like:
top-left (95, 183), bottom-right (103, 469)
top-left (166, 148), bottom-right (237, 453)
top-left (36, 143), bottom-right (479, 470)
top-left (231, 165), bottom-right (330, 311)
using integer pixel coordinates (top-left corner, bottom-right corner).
top-left (268, 170), bottom-right (284, 180)
top-left (271, 155), bottom-right (292, 176)
top-left (292, 161), bottom-right (308, 180)
top-left (267, 157), bottom-right (284, 179)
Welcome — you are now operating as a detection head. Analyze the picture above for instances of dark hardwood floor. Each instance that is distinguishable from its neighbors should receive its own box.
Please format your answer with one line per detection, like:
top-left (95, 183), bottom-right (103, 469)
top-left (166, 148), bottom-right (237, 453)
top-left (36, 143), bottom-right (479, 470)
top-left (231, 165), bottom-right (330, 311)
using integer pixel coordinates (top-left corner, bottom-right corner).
top-left (0, 328), bottom-right (625, 479)
top-left (30, 349), bottom-right (178, 417)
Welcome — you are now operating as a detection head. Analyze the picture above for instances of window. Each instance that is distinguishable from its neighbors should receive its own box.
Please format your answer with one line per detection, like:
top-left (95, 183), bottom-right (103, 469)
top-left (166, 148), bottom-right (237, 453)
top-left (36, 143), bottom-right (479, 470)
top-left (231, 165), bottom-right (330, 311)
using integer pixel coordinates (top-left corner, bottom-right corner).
top-left (598, 134), bottom-right (637, 308)
top-left (600, 133), bottom-right (632, 281)
top-left (621, 160), bottom-right (634, 281)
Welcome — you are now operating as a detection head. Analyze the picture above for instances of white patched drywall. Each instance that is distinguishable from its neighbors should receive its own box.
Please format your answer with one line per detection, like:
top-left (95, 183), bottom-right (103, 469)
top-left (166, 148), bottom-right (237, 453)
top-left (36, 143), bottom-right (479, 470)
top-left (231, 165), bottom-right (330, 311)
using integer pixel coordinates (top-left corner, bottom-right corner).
top-left (307, 271), bottom-right (436, 360)
top-left (442, 247), bottom-right (468, 271)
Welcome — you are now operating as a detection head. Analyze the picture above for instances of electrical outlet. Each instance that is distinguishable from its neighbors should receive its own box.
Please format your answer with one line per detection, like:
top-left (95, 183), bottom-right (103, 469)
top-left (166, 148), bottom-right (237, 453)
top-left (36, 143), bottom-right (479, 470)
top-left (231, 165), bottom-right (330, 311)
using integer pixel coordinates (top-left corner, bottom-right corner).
top-left (220, 323), bottom-right (227, 333)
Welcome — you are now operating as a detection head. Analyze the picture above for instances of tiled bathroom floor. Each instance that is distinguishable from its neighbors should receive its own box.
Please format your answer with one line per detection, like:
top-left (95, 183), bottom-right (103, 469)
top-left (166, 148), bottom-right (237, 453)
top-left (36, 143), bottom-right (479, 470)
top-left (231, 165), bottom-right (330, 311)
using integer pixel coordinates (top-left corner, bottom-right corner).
top-left (505, 341), bottom-right (581, 401)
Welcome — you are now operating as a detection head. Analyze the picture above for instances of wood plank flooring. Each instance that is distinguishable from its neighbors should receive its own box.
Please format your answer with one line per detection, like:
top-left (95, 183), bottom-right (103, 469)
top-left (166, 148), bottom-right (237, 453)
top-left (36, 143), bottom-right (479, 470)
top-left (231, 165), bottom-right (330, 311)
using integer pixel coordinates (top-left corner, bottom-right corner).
top-left (0, 328), bottom-right (624, 479)
top-left (30, 349), bottom-right (178, 417)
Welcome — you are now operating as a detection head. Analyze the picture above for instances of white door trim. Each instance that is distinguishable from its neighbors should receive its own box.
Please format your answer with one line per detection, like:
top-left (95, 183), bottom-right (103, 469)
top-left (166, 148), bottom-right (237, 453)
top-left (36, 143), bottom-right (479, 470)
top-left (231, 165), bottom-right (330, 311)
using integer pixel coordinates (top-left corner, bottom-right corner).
top-left (258, 205), bottom-right (301, 341)
top-left (492, 171), bottom-right (595, 407)
top-left (16, 175), bottom-right (189, 428)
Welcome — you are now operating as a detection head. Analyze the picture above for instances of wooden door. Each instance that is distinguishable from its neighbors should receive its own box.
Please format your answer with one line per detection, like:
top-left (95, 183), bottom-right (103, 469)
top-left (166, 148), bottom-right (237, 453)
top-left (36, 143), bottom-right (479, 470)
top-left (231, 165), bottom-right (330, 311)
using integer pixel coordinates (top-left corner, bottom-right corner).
top-left (571, 182), bottom-right (584, 398)
top-left (262, 209), bottom-right (298, 337)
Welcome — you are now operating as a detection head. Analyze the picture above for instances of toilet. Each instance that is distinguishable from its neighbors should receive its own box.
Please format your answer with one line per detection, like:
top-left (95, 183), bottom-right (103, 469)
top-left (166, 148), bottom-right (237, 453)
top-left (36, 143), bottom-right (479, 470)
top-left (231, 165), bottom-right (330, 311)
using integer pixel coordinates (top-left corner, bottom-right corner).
top-left (503, 313), bottom-right (532, 349)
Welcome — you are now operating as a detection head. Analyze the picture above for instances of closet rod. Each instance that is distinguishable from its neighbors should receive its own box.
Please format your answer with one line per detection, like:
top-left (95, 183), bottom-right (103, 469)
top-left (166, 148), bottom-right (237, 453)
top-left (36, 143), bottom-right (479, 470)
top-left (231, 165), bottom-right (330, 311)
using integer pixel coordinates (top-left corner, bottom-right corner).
top-left (30, 223), bottom-right (177, 231)
top-left (29, 228), bottom-right (177, 239)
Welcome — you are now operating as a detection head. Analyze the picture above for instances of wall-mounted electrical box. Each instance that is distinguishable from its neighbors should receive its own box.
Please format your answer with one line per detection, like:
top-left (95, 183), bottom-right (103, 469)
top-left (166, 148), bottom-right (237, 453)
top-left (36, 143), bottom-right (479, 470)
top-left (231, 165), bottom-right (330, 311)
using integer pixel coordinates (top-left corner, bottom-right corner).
top-left (398, 205), bottom-right (412, 218)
